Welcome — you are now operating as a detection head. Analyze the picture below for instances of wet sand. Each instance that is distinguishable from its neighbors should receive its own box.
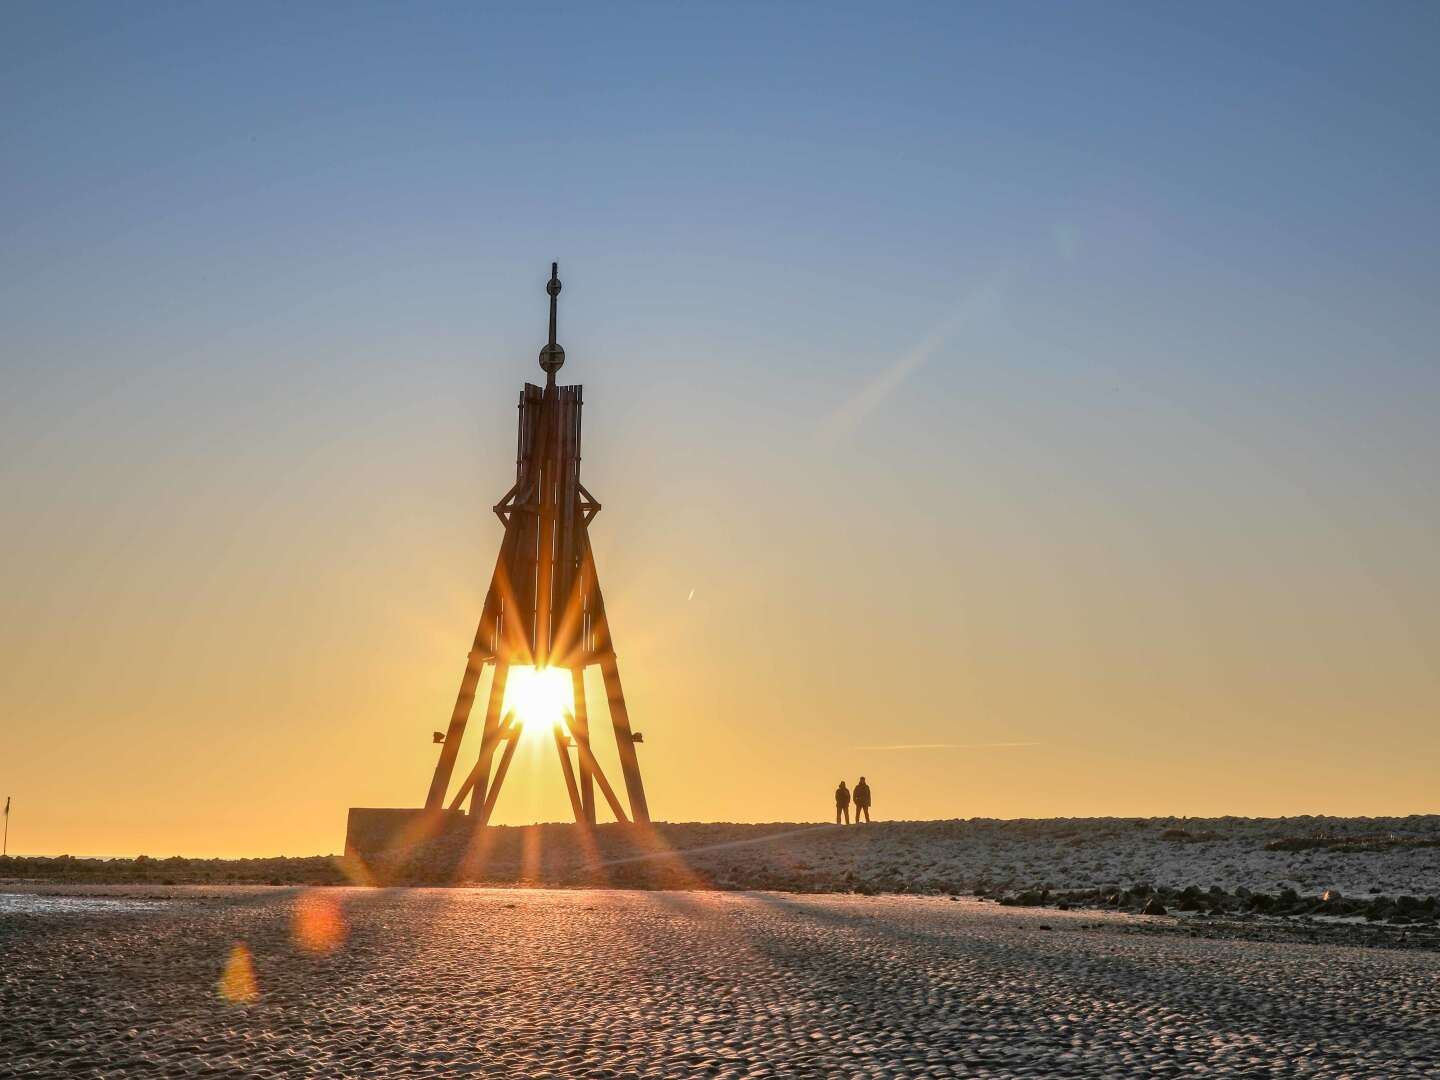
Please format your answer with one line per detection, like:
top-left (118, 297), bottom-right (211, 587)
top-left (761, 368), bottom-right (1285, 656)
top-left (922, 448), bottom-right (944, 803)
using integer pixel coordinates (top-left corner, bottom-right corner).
top-left (2, 885), bottom-right (1437, 1077)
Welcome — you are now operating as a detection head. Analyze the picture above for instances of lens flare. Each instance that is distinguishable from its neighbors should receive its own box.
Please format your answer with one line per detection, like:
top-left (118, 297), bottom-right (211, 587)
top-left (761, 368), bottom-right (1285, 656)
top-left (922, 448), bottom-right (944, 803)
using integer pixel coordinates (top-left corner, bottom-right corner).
top-left (217, 942), bottom-right (258, 1003)
top-left (502, 666), bottom-right (575, 733)
top-left (293, 890), bottom-right (345, 954)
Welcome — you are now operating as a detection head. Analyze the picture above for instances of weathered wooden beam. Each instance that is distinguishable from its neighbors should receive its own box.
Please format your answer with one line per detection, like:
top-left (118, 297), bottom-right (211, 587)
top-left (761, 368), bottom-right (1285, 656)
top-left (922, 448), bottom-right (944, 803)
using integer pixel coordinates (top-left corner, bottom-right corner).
top-left (570, 667), bottom-right (596, 824)
top-left (599, 652), bottom-right (650, 824)
top-left (470, 662), bottom-right (511, 815)
top-left (478, 714), bottom-right (521, 826)
top-left (554, 725), bottom-right (584, 822)
top-left (569, 719), bottom-right (629, 824)
top-left (424, 651), bottom-right (487, 811)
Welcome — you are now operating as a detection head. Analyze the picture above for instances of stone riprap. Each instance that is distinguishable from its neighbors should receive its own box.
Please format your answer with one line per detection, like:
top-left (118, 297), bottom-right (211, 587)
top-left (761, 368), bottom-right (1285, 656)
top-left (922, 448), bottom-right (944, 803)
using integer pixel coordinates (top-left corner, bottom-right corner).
top-left (6, 817), bottom-right (1437, 907)
top-left (359, 815), bottom-right (1440, 903)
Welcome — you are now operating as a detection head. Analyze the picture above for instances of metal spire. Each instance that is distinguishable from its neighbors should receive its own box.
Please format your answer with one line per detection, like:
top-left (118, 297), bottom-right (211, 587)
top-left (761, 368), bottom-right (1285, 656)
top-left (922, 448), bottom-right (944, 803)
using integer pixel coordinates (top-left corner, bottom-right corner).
top-left (539, 262), bottom-right (565, 386)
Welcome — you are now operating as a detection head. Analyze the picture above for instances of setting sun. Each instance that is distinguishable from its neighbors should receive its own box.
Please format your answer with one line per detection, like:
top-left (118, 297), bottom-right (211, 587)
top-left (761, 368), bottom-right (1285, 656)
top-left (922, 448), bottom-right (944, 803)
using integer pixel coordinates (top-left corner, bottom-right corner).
top-left (502, 666), bottom-right (575, 733)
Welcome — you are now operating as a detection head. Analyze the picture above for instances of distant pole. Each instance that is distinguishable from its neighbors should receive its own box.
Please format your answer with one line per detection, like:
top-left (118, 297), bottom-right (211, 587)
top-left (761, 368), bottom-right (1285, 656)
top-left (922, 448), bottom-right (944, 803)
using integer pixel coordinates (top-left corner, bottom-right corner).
top-left (3, 796), bottom-right (9, 857)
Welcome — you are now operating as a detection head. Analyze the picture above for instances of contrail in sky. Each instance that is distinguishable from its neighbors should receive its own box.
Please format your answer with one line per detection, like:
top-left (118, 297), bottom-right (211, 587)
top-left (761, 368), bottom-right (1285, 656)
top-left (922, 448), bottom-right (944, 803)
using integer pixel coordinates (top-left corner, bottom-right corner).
top-left (855, 741), bottom-right (1040, 751)
top-left (816, 271), bottom-right (1010, 445)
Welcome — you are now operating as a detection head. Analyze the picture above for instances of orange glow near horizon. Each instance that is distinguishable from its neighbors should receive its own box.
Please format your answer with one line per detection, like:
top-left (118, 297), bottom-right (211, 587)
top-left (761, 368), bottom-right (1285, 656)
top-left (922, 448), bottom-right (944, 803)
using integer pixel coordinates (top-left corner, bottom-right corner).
top-left (502, 666), bottom-right (576, 736)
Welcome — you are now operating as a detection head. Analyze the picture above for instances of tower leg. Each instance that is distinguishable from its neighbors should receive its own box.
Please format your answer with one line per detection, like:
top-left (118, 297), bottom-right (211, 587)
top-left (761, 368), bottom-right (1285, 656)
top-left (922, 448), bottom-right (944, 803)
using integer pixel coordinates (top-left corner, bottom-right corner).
top-left (554, 726), bottom-right (584, 822)
top-left (570, 668), bottom-right (596, 824)
top-left (600, 655), bottom-right (650, 824)
top-left (425, 650), bottom-right (490, 810)
top-left (470, 662), bottom-right (510, 816)
top-left (478, 728), bottom-right (520, 826)
top-left (571, 735), bottom-right (629, 823)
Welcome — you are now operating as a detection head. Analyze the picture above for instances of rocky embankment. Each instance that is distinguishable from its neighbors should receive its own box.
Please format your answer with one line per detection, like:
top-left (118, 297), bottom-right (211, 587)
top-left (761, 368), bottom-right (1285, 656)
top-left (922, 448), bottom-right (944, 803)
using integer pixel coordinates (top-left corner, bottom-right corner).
top-left (989, 881), bottom-right (1437, 924)
top-left (7, 816), bottom-right (1437, 947)
top-left (979, 880), bottom-right (1440, 951)
top-left (0, 853), bottom-right (344, 887)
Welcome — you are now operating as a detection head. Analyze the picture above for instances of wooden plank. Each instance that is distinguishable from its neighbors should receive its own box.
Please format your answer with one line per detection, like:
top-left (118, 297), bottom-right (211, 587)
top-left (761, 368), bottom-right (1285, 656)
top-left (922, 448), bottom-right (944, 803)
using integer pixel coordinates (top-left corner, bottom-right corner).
top-left (599, 653), bottom-right (650, 824)
top-left (532, 386), bottom-right (559, 666)
top-left (424, 652), bottom-right (487, 811)
top-left (469, 662), bottom-right (511, 815)
top-left (423, 525), bottom-right (519, 810)
top-left (570, 667), bottom-right (596, 824)
top-left (571, 728), bottom-right (630, 824)
top-left (478, 722), bottom-right (521, 826)
top-left (580, 533), bottom-right (650, 824)
top-left (554, 725), bottom-right (584, 822)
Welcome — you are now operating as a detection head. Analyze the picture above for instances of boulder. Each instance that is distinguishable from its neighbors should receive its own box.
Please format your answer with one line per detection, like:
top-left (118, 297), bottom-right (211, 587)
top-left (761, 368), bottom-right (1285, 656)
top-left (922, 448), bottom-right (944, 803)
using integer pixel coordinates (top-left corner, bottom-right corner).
top-left (1141, 898), bottom-right (1168, 916)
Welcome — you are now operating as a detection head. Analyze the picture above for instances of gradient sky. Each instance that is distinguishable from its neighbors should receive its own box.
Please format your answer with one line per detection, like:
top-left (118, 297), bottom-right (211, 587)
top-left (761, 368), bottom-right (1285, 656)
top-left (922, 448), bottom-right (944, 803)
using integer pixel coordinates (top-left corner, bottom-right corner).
top-left (4, 3), bottom-right (1438, 856)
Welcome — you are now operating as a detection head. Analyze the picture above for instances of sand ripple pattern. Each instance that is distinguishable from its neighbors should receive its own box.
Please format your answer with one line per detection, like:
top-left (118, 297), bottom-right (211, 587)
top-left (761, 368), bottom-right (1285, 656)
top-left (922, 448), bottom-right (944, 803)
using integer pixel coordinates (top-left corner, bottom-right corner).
top-left (2, 887), bottom-right (1437, 1078)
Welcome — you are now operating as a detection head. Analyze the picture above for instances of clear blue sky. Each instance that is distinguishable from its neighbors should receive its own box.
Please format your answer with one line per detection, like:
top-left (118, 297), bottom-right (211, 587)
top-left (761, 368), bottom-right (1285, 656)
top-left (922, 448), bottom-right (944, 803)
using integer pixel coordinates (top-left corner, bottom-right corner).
top-left (3, 3), bottom-right (1438, 853)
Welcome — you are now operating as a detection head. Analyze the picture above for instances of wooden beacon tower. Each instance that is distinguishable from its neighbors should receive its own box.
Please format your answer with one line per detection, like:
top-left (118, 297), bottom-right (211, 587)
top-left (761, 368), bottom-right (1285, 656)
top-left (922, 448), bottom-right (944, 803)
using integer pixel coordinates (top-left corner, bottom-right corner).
top-left (423, 264), bottom-right (649, 826)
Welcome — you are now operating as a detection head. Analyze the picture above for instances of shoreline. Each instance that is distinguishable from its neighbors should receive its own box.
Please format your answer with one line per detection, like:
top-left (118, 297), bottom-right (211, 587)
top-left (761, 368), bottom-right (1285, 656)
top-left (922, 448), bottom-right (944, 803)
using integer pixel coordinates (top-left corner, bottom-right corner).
top-left (3, 879), bottom-right (1437, 954)
top-left (4, 814), bottom-right (1436, 950)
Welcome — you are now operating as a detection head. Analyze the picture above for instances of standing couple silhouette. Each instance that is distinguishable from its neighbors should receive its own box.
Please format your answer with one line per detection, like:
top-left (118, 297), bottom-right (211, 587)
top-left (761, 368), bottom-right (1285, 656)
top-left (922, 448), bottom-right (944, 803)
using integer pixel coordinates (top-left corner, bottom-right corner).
top-left (834, 777), bottom-right (871, 824)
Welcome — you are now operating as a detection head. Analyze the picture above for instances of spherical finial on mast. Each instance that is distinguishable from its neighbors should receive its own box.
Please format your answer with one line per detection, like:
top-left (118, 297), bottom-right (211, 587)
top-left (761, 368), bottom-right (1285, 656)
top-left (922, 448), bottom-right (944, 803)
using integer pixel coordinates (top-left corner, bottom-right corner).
top-left (539, 261), bottom-right (565, 381)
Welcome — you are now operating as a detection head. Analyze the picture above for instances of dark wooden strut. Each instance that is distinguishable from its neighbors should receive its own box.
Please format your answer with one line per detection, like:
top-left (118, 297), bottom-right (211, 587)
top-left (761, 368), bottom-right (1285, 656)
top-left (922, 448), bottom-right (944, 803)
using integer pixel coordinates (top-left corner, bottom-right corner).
top-left (478, 715), bottom-right (521, 824)
top-left (423, 263), bottom-right (650, 827)
top-left (553, 724), bottom-right (584, 821)
top-left (569, 667), bottom-right (596, 823)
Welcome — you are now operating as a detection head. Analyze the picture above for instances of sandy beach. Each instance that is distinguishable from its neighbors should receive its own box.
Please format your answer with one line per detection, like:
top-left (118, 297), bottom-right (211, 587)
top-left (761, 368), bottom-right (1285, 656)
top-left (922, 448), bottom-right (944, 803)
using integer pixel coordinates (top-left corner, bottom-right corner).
top-left (2, 885), bottom-right (1438, 1078)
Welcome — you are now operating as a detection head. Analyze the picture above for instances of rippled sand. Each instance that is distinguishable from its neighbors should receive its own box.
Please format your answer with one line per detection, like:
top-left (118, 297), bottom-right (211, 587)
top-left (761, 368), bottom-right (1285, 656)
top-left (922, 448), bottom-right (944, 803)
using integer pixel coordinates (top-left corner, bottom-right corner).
top-left (2, 886), bottom-right (1436, 1077)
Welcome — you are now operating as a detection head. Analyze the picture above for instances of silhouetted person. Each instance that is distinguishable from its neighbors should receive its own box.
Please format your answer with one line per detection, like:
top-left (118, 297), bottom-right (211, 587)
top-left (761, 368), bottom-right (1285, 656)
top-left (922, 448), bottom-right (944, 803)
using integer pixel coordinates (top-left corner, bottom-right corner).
top-left (853, 776), bottom-right (871, 823)
top-left (835, 780), bottom-right (850, 824)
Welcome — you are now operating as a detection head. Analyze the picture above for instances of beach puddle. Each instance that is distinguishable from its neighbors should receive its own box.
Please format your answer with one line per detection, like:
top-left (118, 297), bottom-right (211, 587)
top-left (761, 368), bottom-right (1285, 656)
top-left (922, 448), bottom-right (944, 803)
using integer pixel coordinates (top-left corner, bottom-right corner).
top-left (0, 892), bottom-right (170, 915)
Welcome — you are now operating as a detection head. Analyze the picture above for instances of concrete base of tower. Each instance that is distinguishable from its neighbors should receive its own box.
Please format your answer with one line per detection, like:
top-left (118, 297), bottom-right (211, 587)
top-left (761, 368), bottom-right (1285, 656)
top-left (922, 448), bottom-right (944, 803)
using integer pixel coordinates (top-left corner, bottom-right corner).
top-left (343, 807), bottom-right (470, 862)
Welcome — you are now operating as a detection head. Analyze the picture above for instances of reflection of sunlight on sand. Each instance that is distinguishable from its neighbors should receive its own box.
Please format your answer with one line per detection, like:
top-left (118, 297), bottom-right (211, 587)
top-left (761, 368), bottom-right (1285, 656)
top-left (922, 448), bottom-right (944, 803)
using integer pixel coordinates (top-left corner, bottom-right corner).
top-left (519, 825), bottom-right (543, 883)
top-left (293, 890), bottom-right (346, 954)
top-left (596, 824), bottom-right (835, 888)
top-left (619, 822), bottom-right (710, 890)
top-left (566, 821), bottom-right (610, 886)
top-left (217, 942), bottom-right (258, 1003)
top-left (455, 822), bottom-right (500, 882)
top-left (455, 821), bottom-right (711, 890)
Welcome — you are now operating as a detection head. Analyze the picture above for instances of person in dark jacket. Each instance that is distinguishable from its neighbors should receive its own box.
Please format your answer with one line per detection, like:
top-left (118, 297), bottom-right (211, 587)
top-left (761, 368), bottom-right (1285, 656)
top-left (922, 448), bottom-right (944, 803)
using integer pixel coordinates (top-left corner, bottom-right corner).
top-left (834, 780), bottom-right (851, 824)
top-left (853, 776), bottom-right (871, 823)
